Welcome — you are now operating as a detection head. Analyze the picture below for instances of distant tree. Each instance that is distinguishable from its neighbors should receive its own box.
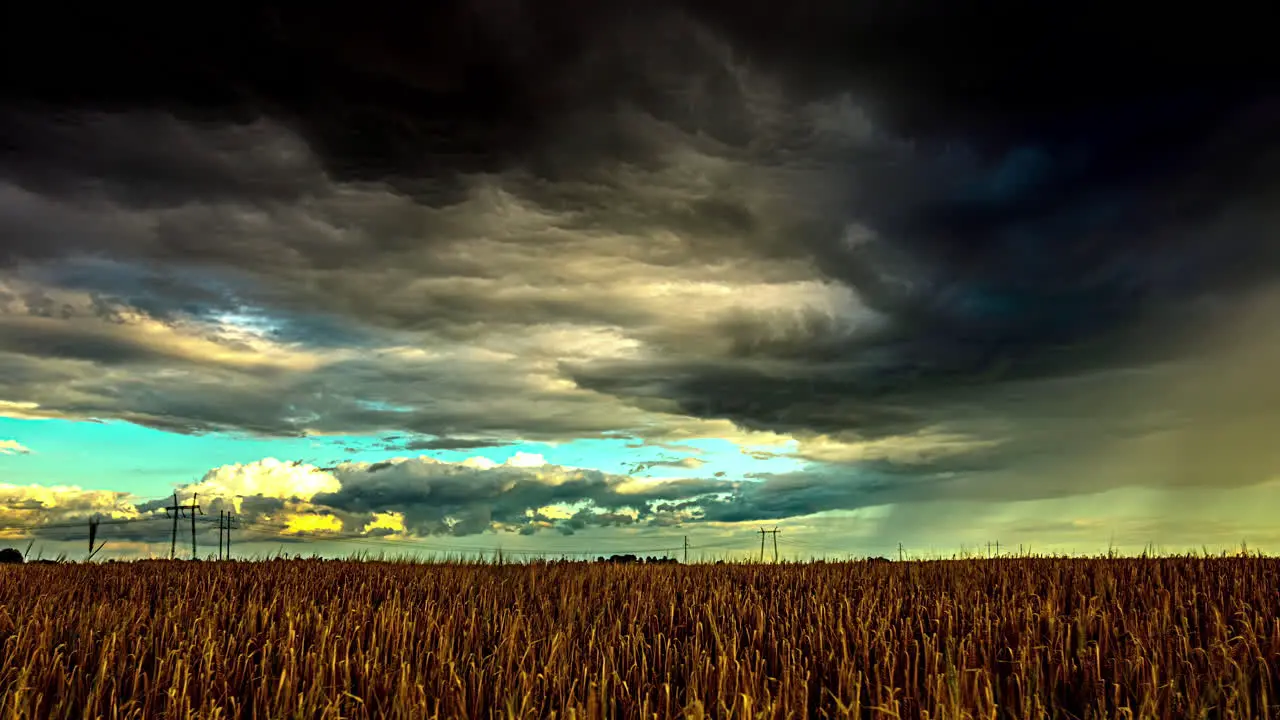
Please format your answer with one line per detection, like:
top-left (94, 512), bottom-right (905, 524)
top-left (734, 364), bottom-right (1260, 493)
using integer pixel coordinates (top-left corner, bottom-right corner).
top-left (643, 556), bottom-right (678, 565)
top-left (0, 548), bottom-right (22, 564)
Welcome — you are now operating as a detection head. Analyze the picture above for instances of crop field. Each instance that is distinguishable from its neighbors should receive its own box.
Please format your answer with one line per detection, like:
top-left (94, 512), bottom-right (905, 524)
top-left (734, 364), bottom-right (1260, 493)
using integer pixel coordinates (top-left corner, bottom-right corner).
top-left (1, 557), bottom-right (1278, 719)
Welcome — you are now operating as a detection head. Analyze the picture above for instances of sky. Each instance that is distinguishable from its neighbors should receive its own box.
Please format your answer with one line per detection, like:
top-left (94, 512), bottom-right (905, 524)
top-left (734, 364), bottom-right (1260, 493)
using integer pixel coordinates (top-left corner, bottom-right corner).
top-left (0, 2), bottom-right (1276, 561)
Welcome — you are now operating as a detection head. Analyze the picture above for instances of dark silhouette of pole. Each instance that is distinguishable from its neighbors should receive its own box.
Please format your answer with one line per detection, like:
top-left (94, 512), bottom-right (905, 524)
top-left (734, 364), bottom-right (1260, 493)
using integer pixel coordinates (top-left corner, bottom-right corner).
top-left (167, 492), bottom-right (179, 560)
top-left (217, 511), bottom-right (236, 560)
top-left (165, 492), bottom-right (203, 560)
top-left (758, 527), bottom-right (779, 563)
top-left (683, 535), bottom-right (688, 564)
top-left (87, 515), bottom-right (105, 561)
top-left (190, 493), bottom-right (201, 558)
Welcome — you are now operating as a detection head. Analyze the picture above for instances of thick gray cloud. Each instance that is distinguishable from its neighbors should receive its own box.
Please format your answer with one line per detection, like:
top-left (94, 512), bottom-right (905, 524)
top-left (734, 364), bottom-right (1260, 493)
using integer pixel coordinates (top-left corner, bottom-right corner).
top-left (0, 456), bottom-right (731, 551)
top-left (313, 457), bottom-right (730, 536)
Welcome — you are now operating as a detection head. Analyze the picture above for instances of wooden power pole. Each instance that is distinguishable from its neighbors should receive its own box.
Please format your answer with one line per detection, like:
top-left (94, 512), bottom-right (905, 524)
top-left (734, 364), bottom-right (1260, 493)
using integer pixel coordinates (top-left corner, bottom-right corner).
top-left (165, 492), bottom-right (203, 560)
top-left (218, 511), bottom-right (237, 560)
top-left (758, 527), bottom-right (780, 562)
top-left (87, 515), bottom-right (105, 561)
top-left (166, 492), bottom-right (179, 559)
top-left (190, 493), bottom-right (202, 559)
top-left (683, 535), bottom-right (688, 564)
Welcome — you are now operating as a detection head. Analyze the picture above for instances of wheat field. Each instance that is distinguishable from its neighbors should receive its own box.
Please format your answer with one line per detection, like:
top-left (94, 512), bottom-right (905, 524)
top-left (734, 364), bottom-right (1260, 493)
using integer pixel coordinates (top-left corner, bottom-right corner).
top-left (0, 556), bottom-right (1277, 719)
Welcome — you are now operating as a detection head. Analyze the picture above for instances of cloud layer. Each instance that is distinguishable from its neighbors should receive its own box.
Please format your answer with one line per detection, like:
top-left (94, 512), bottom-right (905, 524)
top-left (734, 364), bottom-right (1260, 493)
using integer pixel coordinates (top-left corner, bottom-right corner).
top-left (1, 1), bottom-right (1277, 548)
top-left (7, 451), bottom-right (1280, 559)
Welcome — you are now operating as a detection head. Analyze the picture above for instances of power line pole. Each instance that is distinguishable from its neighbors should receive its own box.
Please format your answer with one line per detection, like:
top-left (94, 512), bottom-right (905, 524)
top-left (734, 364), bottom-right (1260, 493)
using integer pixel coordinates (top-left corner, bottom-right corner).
top-left (898, 542), bottom-right (904, 562)
top-left (758, 527), bottom-right (780, 563)
top-left (166, 492), bottom-right (179, 560)
top-left (87, 515), bottom-right (105, 561)
top-left (164, 492), bottom-right (203, 560)
top-left (683, 535), bottom-right (688, 564)
top-left (189, 493), bottom-right (202, 559)
top-left (217, 511), bottom-right (236, 560)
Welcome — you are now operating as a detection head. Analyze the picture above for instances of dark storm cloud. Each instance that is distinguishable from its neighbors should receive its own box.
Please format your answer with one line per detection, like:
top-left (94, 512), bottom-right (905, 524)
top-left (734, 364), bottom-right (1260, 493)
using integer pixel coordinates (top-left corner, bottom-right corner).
top-left (401, 437), bottom-right (513, 451)
top-left (305, 455), bottom-right (980, 532)
top-left (2, 0), bottom-right (1278, 500)
top-left (0, 112), bottom-right (327, 210)
top-left (309, 457), bottom-right (731, 536)
top-left (0, 336), bottom-right (671, 440)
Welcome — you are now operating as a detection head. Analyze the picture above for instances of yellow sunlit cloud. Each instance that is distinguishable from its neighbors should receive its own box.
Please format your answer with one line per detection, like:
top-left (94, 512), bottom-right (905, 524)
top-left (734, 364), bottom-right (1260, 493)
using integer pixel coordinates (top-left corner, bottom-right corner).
top-left (283, 514), bottom-right (343, 535)
top-left (362, 511), bottom-right (407, 535)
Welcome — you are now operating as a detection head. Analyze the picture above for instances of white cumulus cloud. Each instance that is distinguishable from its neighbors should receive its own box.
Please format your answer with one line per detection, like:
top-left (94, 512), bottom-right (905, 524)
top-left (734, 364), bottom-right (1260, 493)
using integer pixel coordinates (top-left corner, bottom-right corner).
top-left (0, 440), bottom-right (32, 455)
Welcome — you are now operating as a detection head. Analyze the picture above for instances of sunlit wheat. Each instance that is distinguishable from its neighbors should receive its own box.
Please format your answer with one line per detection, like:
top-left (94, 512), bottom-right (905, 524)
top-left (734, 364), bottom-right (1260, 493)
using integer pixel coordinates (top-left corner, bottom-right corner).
top-left (1, 556), bottom-right (1277, 718)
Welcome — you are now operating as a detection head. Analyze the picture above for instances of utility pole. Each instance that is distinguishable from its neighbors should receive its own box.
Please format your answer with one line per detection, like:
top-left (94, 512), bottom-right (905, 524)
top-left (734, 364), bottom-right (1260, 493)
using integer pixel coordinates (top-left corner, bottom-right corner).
top-left (988, 540), bottom-right (992, 559)
top-left (167, 492), bottom-right (179, 560)
top-left (164, 492), bottom-right (203, 560)
top-left (758, 527), bottom-right (780, 563)
top-left (683, 535), bottom-right (688, 564)
top-left (898, 542), bottom-right (904, 562)
top-left (87, 515), bottom-right (105, 561)
top-left (219, 511), bottom-right (236, 560)
top-left (189, 493), bottom-right (202, 559)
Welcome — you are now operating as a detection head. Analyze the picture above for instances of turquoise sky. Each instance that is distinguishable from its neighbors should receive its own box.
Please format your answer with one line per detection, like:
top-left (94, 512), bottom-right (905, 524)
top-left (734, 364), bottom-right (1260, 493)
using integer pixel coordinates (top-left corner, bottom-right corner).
top-left (0, 416), bottom-right (807, 502)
